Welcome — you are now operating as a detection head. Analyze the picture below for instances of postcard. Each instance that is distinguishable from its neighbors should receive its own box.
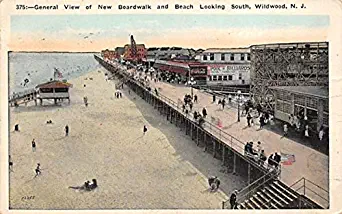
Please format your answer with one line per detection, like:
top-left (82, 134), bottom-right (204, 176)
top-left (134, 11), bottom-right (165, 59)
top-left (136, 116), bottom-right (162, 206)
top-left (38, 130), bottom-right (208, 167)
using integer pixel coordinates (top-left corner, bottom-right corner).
top-left (1, 0), bottom-right (342, 213)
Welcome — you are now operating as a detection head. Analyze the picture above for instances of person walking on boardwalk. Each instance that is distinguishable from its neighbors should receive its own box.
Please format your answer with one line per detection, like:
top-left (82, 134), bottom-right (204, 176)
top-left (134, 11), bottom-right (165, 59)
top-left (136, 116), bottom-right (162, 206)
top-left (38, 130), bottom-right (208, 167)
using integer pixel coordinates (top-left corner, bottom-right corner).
top-left (34, 163), bottom-right (41, 177)
top-left (221, 98), bottom-right (226, 110)
top-left (283, 124), bottom-right (288, 137)
top-left (189, 102), bottom-right (193, 112)
top-left (202, 107), bottom-right (207, 118)
top-left (194, 94), bottom-right (198, 103)
top-left (259, 114), bottom-right (265, 129)
top-left (65, 125), bottom-right (69, 137)
top-left (143, 125), bottom-right (148, 135)
top-left (31, 139), bottom-right (36, 152)
top-left (212, 94), bottom-right (216, 103)
top-left (247, 112), bottom-right (252, 127)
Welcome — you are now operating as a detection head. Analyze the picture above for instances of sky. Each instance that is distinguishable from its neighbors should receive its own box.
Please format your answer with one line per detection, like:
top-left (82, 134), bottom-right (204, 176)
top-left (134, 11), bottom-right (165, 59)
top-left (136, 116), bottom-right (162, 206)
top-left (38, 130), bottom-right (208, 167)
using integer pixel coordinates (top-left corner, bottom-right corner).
top-left (9, 14), bottom-right (329, 52)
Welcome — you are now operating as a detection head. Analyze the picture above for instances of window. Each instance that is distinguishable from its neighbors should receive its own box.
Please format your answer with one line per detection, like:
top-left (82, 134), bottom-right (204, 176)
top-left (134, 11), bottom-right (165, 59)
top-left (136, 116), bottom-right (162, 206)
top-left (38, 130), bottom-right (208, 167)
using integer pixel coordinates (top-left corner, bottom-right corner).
top-left (55, 88), bottom-right (68, 93)
top-left (223, 76), bottom-right (228, 81)
top-left (203, 55), bottom-right (207, 60)
top-left (40, 88), bottom-right (53, 93)
top-left (210, 53), bottom-right (214, 61)
top-left (212, 75), bottom-right (217, 81)
top-left (218, 76), bottom-right (222, 81)
top-left (221, 54), bottom-right (225, 61)
top-left (247, 54), bottom-right (251, 61)
top-left (228, 75), bottom-right (233, 80)
top-left (230, 54), bottom-right (234, 61)
top-left (239, 73), bottom-right (242, 80)
top-left (307, 97), bottom-right (318, 109)
top-left (241, 54), bottom-right (245, 61)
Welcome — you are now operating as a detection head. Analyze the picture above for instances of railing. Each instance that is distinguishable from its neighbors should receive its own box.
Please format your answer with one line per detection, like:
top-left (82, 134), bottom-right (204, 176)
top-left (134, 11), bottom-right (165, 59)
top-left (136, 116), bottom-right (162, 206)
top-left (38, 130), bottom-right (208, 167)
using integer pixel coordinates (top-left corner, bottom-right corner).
top-left (222, 168), bottom-right (280, 209)
top-left (103, 58), bottom-right (281, 173)
top-left (290, 177), bottom-right (329, 209)
top-left (9, 88), bottom-right (36, 101)
top-left (196, 85), bottom-right (250, 94)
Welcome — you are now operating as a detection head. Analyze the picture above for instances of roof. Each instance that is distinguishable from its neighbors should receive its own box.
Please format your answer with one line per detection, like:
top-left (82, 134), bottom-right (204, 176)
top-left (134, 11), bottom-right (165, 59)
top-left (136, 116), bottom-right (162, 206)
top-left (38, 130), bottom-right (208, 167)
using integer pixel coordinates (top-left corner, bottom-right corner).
top-left (36, 80), bottom-right (72, 89)
top-left (203, 48), bottom-right (250, 54)
top-left (250, 41), bottom-right (328, 49)
top-left (269, 86), bottom-right (328, 99)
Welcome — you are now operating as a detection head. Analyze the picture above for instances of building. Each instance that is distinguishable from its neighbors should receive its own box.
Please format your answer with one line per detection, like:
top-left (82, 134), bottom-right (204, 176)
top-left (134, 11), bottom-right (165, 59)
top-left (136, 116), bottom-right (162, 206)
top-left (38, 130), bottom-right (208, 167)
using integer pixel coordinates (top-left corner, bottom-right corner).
top-left (199, 48), bottom-right (251, 86)
top-left (35, 80), bottom-right (72, 105)
top-left (101, 49), bottom-right (116, 61)
top-left (153, 59), bottom-right (190, 77)
top-left (250, 42), bottom-right (329, 111)
top-left (188, 62), bottom-right (208, 85)
top-left (270, 86), bottom-right (328, 132)
top-left (123, 44), bottom-right (147, 62)
top-left (146, 47), bottom-right (194, 62)
top-left (114, 47), bottom-right (125, 59)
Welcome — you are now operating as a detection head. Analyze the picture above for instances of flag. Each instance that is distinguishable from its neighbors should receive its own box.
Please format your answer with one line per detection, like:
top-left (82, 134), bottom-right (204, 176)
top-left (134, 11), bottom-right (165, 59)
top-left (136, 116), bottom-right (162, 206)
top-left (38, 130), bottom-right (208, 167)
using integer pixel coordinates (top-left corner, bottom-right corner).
top-left (54, 68), bottom-right (63, 79)
top-left (281, 153), bottom-right (296, 165)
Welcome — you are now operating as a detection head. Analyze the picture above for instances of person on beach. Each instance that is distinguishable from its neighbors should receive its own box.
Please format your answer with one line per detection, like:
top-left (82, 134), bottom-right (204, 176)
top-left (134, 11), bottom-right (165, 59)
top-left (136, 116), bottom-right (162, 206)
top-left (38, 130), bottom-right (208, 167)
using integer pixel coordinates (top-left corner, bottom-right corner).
top-left (9, 155), bottom-right (13, 172)
top-left (14, 124), bottom-right (19, 132)
top-left (31, 139), bottom-right (36, 152)
top-left (202, 108), bottom-right (207, 118)
top-left (230, 190), bottom-right (238, 209)
top-left (34, 163), bottom-right (41, 177)
top-left (65, 125), bottom-right (69, 136)
top-left (83, 96), bottom-right (88, 107)
top-left (143, 125), bottom-right (148, 135)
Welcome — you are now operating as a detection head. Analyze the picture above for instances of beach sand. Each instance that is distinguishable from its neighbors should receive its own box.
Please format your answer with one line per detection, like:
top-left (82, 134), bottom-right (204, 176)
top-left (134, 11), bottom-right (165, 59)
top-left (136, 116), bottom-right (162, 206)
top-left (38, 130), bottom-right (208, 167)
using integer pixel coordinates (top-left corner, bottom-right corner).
top-left (9, 68), bottom-right (245, 209)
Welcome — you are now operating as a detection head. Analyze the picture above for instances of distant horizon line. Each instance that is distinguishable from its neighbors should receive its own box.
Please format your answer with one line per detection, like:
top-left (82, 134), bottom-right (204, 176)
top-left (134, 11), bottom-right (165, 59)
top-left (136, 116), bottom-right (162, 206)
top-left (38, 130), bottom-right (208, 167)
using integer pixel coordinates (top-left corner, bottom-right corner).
top-left (8, 51), bottom-right (101, 53)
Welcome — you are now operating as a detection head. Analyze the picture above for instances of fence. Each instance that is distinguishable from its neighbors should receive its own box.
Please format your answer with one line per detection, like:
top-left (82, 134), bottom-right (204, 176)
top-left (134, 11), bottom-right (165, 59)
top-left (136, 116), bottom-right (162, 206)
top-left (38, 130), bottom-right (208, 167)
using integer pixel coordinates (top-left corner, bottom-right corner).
top-left (290, 177), bottom-right (329, 209)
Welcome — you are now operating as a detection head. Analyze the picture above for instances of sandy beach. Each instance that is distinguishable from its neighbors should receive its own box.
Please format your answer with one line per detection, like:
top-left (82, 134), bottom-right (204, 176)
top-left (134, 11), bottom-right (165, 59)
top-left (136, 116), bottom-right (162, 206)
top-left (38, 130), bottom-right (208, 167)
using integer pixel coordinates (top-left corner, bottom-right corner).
top-left (9, 68), bottom-right (246, 209)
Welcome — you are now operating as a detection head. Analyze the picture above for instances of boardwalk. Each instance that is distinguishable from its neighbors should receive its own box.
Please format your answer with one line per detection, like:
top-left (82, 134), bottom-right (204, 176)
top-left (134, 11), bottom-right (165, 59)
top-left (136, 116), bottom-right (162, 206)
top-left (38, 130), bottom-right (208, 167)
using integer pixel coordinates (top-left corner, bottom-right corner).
top-left (134, 73), bottom-right (329, 192)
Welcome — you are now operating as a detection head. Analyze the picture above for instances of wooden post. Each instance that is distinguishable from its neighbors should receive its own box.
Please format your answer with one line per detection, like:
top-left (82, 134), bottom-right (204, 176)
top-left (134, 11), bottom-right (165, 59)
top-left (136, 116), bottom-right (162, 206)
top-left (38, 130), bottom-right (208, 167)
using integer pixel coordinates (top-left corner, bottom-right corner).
top-left (196, 126), bottom-right (199, 146)
top-left (222, 146), bottom-right (226, 165)
top-left (190, 123), bottom-right (193, 139)
top-left (248, 163), bottom-right (251, 185)
top-left (175, 112), bottom-right (178, 127)
top-left (233, 153), bottom-right (236, 175)
top-left (213, 139), bottom-right (216, 158)
top-left (204, 133), bottom-right (207, 152)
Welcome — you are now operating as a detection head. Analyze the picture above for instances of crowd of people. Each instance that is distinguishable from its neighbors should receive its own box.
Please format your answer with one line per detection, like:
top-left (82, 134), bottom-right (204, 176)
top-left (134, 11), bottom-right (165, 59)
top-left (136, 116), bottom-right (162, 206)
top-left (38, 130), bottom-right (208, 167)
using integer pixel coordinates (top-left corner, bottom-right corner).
top-left (244, 141), bottom-right (281, 169)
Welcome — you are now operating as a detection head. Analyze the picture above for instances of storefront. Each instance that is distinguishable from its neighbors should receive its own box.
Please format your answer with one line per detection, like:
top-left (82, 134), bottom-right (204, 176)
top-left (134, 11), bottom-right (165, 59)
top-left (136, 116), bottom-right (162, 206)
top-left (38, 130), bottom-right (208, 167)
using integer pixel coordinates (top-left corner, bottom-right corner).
top-left (207, 64), bottom-right (250, 86)
top-left (189, 63), bottom-right (208, 85)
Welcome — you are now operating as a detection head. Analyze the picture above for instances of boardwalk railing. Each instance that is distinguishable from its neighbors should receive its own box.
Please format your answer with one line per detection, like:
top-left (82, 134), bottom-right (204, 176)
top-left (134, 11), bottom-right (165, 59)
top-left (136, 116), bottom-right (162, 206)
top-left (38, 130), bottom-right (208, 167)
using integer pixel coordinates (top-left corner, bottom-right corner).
top-left (290, 177), bottom-right (329, 208)
top-left (104, 59), bottom-right (280, 173)
top-left (222, 168), bottom-right (280, 209)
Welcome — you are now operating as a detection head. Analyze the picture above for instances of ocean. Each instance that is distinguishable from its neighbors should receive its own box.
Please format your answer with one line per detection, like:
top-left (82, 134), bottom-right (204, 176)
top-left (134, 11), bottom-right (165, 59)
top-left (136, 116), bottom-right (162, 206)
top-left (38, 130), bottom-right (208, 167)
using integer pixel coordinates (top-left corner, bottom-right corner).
top-left (9, 52), bottom-right (100, 94)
